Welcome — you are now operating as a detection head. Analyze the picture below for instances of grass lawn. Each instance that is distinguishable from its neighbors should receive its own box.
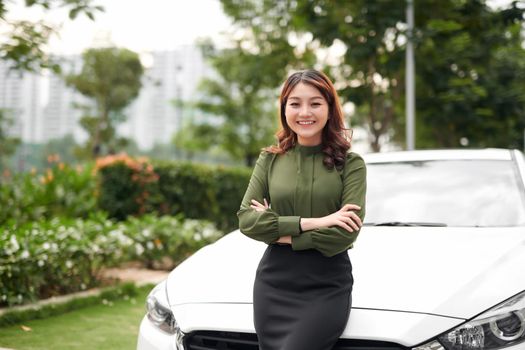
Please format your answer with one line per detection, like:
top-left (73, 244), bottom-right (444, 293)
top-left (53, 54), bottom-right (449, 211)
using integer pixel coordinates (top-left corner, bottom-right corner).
top-left (0, 286), bottom-right (151, 350)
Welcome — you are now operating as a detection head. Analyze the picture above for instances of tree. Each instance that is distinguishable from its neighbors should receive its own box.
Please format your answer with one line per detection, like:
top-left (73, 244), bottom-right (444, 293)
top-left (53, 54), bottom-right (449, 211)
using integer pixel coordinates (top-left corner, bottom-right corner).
top-left (42, 134), bottom-right (78, 164)
top-left (221, 0), bottom-right (407, 152)
top-left (0, 109), bottom-right (20, 171)
top-left (66, 47), bottom-right (144, 158)
top-left (143, 143), bottom-right (177, 161)
top-left (194, 38), bottom-right (315, 166)
top-left (415, 0), bottom-right (525, 149)
top-left (173, 121), bottom-right (218, 161)
top-left (0, 0), bottom-right (103, 72)
top-left (220, 0), bottom-right (525, 151)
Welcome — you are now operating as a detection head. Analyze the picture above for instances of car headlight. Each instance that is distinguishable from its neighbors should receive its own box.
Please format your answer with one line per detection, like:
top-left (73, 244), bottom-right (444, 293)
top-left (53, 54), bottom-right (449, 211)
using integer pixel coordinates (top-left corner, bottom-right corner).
top-left (414, 290), bottom-right (525, 350)
top-left (145, 280), bottom-right (184, 348)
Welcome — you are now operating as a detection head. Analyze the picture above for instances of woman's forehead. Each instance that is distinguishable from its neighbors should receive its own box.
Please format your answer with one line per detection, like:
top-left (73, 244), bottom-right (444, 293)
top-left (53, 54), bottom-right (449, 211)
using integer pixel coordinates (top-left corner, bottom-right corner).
top-left (288, 83), bottom-right (325, 99)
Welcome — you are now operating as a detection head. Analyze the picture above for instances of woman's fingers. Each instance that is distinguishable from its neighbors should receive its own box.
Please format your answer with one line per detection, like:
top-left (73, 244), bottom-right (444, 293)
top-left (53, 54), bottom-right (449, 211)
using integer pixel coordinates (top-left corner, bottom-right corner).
top-left (341, 203), bottom-right (361, 212)
top-left (251, 198), bottom-right (269, 212)
top-left (332, 211), bottom-right (361, 232)
top-left (340, 204), bottom-right (362, 227)
top-left (339, 211), bottom-right (363, 227)
top-left (344, 216), bottom-right (360, 231)
top-left (335, 220), bottom-right (354, 233)
top-left (250, 205), bottom-right (265, 212)
top-left (251, 199), bottom-right (265, 208)
top-left (349, 211), bottom-right (363, 227)
top-left (251, 198), bottom-right (269, 206)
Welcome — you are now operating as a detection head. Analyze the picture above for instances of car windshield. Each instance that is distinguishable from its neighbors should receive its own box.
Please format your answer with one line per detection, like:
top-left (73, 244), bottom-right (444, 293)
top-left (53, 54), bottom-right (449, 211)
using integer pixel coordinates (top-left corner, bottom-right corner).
top-left (365, 159), bottom-right (525, 227)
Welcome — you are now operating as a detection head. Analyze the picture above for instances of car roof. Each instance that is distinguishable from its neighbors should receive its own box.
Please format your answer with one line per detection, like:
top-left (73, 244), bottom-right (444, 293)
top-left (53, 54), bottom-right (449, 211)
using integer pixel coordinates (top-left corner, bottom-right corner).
top-left (361, 148), bottom-right (513, 163)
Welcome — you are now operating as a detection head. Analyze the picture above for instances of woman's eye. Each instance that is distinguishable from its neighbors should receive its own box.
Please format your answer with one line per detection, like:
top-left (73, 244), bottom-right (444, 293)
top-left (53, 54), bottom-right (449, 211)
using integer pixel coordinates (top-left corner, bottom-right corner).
top-left (312, 103), bottom-right (322, 107)
top-left (289, 103), bottom-right (299, 107)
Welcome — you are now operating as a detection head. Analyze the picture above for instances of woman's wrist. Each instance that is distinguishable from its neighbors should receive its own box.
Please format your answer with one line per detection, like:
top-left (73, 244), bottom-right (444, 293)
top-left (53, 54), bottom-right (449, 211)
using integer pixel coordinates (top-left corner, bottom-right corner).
top-left (300, 217), bottom-right (322, 232)
top-left (276, 235), bottom-right (292, 244)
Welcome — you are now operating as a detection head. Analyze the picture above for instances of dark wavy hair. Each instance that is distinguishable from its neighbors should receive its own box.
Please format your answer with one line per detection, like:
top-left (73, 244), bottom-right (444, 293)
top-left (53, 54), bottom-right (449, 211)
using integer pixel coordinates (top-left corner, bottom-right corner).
top-left (265, 69), bottom-right (352, 171)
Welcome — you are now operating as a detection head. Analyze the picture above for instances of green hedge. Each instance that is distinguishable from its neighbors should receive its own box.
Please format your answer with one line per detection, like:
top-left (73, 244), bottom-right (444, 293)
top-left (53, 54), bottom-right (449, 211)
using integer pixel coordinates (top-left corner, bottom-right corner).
top-left (0, 213), bottom-right (222, 307)
top-left (153, 161), bottom-right (251, 232)
top-left (97, 156), bottom-right (251, 232)
top-left (0, 155), bottom-right (252, 231)
top-left (213, 166), bottom-right (253, 231)
top-left (0, 162), bottom-right (97, 227)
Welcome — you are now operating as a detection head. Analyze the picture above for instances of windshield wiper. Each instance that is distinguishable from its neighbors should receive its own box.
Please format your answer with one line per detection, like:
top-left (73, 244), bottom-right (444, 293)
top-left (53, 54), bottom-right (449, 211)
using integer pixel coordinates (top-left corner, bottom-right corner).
top-left (364, 221), bottom-right (447, 227)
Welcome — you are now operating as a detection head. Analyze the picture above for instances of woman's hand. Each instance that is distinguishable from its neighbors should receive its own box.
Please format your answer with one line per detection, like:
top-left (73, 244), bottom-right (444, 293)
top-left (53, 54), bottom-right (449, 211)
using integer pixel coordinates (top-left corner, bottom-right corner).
top-left (250, 198), bottom-right (269, 212)
top-left (251, 199), bottom-right (292, 245)
top-left (301, 204), bottom-right (362, 233)
top-left (322, 204), bottom-right (362, 232)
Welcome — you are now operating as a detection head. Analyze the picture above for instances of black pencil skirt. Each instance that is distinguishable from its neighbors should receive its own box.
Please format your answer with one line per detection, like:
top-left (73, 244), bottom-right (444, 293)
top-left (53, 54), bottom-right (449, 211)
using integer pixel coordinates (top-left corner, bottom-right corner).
top-left (253, 244), bottom-right (353, 350)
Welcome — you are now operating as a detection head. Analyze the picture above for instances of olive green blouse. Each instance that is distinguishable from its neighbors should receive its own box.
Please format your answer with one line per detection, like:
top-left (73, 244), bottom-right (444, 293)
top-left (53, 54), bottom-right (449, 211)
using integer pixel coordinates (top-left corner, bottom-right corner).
top-left (237, 144), bottom-right (367, 257)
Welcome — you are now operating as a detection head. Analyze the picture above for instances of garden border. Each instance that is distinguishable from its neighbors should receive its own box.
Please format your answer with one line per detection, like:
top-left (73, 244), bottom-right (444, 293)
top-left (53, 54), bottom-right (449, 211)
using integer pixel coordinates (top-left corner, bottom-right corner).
top-left (0, 267), bottom-right (168, 327)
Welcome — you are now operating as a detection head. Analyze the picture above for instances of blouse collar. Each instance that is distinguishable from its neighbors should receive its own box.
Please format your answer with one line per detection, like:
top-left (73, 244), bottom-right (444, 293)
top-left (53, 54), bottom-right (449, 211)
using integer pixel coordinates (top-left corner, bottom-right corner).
top-left (295, 143), bottom-right (323, 156)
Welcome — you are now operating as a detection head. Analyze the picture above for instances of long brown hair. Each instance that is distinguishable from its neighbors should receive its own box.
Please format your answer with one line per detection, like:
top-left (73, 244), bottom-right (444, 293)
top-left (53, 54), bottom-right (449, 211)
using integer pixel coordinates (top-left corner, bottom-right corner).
top-left (265, 69), bottom-right (352, 171)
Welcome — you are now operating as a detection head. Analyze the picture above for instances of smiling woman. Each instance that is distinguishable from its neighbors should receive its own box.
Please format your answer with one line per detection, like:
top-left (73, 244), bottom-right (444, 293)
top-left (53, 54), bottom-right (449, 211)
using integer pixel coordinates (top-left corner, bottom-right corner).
top-left (137, 148), bottom-right (525, 350)
top-left (237, 69), bottom-right (366, 350)
top-left (284, 83), bottom-right (329, 146)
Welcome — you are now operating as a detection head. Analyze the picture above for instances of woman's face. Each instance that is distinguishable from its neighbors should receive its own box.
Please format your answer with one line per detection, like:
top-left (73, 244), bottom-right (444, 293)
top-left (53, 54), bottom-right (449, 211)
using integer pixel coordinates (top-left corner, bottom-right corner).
top-left (284, 82), bottom-right (329, 146)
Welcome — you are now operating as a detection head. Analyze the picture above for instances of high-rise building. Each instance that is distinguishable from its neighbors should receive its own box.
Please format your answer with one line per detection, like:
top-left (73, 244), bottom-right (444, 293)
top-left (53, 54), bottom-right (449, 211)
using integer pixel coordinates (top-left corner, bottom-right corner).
top-left (41, 55), bottom-right (91, 143)
top-left (121, 45), bottom-right (213, 149)
top-left (1, 46), bottom-right (215, 150)
top-left (0, 61), bottom-right (44, 143)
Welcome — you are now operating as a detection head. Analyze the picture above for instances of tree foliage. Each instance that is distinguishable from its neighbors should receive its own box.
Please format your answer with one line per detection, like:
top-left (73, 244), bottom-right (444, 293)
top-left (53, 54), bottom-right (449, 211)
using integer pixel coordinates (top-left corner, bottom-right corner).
top-left (415, 0), bottom-right (525, 149)
top-left (0, 0), bottom-right (103, 72)
top-left (66, 47), bottom-right (144, 158)
top-left (0, 109), bottom-right (21, 171)
top-left (172, 121), bottom-right (218, 161)
top-left (220, 0), bottom-right (525, 151)
top-left (194, 38), bottom-right (315, 166)
top-left (221, 0), bottom-right (406, 152)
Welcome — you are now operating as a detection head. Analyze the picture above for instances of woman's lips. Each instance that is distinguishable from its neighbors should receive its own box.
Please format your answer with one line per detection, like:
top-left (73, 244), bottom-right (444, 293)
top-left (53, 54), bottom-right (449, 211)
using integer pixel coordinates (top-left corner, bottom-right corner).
top-left (297, 120), bottom-right (315, 125)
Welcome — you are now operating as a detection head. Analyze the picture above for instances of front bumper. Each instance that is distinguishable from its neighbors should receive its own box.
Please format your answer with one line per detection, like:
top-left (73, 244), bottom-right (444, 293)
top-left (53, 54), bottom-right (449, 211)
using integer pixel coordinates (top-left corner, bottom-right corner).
top-left (137, 303), bottom-right (466, 349)
top-left (137, 315), bottom-right (177, 350)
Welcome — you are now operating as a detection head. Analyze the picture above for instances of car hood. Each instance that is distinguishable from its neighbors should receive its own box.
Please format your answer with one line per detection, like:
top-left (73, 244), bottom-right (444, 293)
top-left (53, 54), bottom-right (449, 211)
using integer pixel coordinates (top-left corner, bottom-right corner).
top-left (166, 227), bottom-right (525, 319)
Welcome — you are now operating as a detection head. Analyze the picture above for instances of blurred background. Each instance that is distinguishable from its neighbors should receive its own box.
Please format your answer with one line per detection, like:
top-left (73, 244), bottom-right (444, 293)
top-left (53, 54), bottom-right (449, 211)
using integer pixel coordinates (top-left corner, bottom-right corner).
top-left (1, 0), bottom-right (524, 173)
top-left (0, 2), bottom-right (524, 347)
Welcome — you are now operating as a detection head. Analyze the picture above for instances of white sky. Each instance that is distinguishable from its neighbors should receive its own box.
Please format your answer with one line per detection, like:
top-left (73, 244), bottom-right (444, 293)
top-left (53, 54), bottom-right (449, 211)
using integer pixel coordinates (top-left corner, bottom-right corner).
top-left (3, 0), bottom-right (519, 56)
top-left (4, 0), bottom-right (233, 54)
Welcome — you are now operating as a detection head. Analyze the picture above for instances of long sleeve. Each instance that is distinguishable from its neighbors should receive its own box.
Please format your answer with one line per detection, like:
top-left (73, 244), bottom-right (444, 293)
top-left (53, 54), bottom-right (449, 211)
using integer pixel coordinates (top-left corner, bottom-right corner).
top-left (291, 154), bottom-right (367, 257)
top-left (237, 152), bottom-right (302, 244)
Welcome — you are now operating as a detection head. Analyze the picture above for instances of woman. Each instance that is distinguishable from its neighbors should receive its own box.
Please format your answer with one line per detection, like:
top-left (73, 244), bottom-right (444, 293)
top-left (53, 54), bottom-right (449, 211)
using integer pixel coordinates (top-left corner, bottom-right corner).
top-left (237, 69), bottom-right (366, 350)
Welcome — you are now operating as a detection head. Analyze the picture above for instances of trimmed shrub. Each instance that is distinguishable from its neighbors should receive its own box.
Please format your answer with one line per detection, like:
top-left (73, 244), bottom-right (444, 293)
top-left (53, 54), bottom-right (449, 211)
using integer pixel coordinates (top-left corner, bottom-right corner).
top-left (0, 161), bottom-right (97, 227)
top-left (154, 161), bottom-right (217, 221)
top-left (0, 213), bottom-right (124, 306)
top-left (213, 166), bottom-right (251, 232)
top-left (123, 214), bottom-right (221, 269)
top-left (95, 154), bottom-right (160, 220)
top-left (97, 157), bottom-right (251, 232)
top-left (0, 152), bottom-right (250, 245)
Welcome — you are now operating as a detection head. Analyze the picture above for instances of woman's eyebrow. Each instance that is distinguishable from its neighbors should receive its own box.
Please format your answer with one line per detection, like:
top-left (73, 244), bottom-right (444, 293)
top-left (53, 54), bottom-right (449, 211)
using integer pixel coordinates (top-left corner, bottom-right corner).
top-left (288, 96), bottom-right (324, 100)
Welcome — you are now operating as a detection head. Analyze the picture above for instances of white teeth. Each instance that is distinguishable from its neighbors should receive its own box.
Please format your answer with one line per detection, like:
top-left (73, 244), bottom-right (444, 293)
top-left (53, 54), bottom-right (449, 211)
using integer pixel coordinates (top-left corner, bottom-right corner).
top-left (298, 121), bottom-right (315, 125)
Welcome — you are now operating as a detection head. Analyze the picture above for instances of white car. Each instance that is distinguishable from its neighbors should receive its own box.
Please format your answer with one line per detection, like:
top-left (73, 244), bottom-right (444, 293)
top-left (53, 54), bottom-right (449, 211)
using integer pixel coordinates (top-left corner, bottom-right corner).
top-left (137, 149), bottom-right (525, 350)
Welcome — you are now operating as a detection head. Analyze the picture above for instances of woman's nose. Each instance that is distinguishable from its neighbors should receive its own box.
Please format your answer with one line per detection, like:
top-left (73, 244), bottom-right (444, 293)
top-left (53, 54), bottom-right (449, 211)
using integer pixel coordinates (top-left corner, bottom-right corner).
top-left (299, 105), bottom-right (310, 116)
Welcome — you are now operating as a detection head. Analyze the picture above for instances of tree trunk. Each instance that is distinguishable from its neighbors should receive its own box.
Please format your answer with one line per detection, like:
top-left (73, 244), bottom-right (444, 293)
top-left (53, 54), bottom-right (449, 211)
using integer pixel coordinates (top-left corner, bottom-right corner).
top-left (245, 153), bottom-right (256, 167)
top-left (92, 106), bottom-right (109, 158)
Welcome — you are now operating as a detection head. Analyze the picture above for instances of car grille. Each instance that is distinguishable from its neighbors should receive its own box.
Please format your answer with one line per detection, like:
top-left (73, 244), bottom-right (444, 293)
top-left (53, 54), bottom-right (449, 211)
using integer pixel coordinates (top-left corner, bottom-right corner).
top-left (184, 331), bottom-right (409, 350)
